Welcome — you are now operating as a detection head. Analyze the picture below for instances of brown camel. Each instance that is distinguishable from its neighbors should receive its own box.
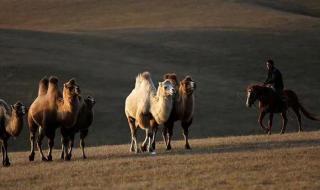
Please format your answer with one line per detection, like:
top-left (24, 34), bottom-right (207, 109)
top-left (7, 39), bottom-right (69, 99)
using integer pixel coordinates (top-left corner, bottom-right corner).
top-left (0, 100), bottom-right (27, 167)
top-left (161, 74), bottom-right (196, 150)
top-left (125, 72), bottom-right (175, 153)
top-left (28, 76), bottom-right (81, 161)
top-left (60, 95), bottom-right (95, 160)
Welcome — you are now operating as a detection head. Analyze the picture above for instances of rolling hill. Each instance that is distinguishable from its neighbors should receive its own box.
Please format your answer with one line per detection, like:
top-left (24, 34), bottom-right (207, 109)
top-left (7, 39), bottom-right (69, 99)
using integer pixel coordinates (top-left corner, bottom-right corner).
top-left (0, 0), bottom-right (320, 152)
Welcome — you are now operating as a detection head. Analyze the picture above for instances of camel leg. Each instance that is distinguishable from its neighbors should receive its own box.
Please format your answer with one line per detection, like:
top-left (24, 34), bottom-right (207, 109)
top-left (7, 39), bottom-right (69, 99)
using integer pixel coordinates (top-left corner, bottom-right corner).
top-left (267, 113), bottom-right (273, 135)
top-left (292, 107), bottom-right (303, 132)
top-left (60, 137), bottom-right (65, 160)
top-left (162, 126), bottom-right (168, 146)
top-left (141, 130), bottom-right (148, 152)
top-left (182, 119), bottom-right (192, 149)
top-left (147, 129), bottom-right (154, 153)
top-left (128, 117), bottom-right (139, 153)
top-left (280, 112), bottom-right (288, 134)
top-left (28, 118), bottom-right (37, 161)
top-left (166, 122), bottom-right (174, 150)
top-left (37, 127), bottom-right (47, 161)
top-left (47, 131), bottom-right (55, 161)
top-left (2, 139), bottom-right (10, 167)
top-left (29, 130), bottom-right (36, 161)
top-left (151, 127), bottom-right (157, 151)
top-left (67, 133), bottom-right (75, 160)
top-left (258, 111), bottom-right (267, 132)
top-left (80, 130), bottom-right (88, 159)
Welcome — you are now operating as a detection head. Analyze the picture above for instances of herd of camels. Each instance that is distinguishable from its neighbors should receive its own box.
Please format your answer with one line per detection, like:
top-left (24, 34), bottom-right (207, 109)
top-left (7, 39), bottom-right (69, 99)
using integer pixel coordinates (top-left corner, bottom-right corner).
top-left (1, 71), bottom-right (320, 167)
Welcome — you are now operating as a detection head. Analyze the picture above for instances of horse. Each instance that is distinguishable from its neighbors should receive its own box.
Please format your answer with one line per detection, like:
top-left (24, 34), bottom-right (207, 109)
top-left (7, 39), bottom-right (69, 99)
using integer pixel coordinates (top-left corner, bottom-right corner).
top-left (246, 84), bottom-right (320, 134)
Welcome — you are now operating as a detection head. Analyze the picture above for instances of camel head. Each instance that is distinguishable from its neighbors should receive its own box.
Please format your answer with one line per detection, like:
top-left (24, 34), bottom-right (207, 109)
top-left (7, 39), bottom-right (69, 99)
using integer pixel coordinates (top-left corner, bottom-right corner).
top-left (180, 76), bottom-right (196, 95)
top-left (63, 78), bottom-right (81, 99)
top-left (11, 101), bottom-right (27, 118)
top-left (85, 96), bottom-right (96, 109)
top-left (158, 79), bottom-right (176, 97)
top-left (163, 73), bottom-right (179, 91)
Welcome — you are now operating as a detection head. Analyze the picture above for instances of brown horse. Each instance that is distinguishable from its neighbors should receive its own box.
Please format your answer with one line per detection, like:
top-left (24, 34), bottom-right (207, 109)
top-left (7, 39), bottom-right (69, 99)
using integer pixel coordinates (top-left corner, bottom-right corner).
top-left (246, 84), bottom-right (320, 134)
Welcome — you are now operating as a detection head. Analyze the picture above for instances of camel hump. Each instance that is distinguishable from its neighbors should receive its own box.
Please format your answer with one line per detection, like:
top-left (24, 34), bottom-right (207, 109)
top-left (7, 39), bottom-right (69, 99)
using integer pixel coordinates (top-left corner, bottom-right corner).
top-left (0, 99), bottom-right (10, 113)
top-left (38, 76), bottom-right (49, 96)
top-left (163, 73), bottom-right (178, 83)
top-left (49, 76), bottom-right (59, 84)
top-left (135, 71), bottom-right (152, 88)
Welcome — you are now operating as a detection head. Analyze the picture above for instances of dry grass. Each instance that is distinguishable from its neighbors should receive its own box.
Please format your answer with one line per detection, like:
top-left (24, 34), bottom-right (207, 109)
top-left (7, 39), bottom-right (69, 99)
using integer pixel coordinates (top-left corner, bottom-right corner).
top-left (1, 131), bottom-right (320, 190)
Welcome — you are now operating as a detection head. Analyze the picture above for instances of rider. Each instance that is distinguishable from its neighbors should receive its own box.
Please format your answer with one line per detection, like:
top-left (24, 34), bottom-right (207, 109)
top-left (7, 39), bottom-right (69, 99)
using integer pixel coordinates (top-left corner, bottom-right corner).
top-left (263, 59), bottom-right (285, 107)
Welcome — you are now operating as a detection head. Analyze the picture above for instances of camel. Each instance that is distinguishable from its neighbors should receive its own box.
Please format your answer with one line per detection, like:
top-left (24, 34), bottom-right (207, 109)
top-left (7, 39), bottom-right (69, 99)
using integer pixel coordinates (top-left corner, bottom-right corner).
top-left (60, 95), bottom-right (95, 160)
top-left (0, 100), bottom-right (27, 167)
top-left (160, 74), bottom-right (196, 150)
top-left (28, 76), bottom-right (81, 161)
top-left (125, 71), bottom-right (175, 153)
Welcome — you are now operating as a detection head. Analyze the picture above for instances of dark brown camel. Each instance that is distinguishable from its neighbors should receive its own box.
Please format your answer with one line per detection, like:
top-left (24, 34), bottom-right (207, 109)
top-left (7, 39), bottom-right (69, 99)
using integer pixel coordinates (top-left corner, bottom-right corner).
top-left (60, 95), bottom-right (95, 160)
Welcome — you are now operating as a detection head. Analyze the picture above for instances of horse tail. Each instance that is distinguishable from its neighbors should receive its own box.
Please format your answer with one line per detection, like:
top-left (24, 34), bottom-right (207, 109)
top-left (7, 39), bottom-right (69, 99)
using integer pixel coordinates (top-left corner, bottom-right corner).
top-left (298, 102), bottom-right (320, 121)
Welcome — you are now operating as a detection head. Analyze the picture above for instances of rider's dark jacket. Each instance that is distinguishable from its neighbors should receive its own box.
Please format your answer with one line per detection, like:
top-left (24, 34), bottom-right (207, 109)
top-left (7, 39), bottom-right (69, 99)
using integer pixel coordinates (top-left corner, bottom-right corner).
top-left (264, 67), bottom-right (284, 94)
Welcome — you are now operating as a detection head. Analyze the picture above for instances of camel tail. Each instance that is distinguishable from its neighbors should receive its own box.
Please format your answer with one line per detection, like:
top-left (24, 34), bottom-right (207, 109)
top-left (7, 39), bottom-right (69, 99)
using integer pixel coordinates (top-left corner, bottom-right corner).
top-left (299, 102), bottom-right (320, 121)
top-left (38, 76), bottom-right (49, 96)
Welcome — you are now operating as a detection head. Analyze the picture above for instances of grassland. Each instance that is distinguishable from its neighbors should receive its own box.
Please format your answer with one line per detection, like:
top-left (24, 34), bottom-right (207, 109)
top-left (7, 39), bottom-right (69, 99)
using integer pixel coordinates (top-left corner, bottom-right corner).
top-left (0, 131), bottom-right (320, 190)
top-left (0, 0), bottom-right (320, 152)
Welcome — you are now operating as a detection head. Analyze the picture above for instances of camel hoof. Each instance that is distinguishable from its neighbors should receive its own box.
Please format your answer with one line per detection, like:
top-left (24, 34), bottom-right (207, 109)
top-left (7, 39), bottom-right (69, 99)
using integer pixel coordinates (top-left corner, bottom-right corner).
top-left (140, 145), bottom-right (147, 152)
top-left (64, 154), bottom-right (71, 161)
top-left (185, 144), bottom-right (191, 150)
top-left (3, 160), bottom-right (10, 167)
top-left (268, 131), bottom-right (271, 135)
top-left (83, 155), bottom-right (87, 159)
top-left (29, 153), bottom-right (35, 161)
top-left (47, 155), bottom-right (53, 161)
top-left (166, 145), bottom-right (172, 151)
top-left (42, 157), bottom-right (48, 161)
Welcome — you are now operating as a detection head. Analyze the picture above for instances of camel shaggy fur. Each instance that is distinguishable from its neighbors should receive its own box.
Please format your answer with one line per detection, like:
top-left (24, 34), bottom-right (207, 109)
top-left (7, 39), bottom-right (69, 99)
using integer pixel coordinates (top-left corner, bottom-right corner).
top-left (28, 76), bottom-right (81, 161)
top-left (60, 95), bottom-right (95, 160)
top-left (162, 74), bottom-right (196, 150)
top-left (0, 100), bottom-right (26, 166)
top-left (125, 71), bottom-right (175, 153)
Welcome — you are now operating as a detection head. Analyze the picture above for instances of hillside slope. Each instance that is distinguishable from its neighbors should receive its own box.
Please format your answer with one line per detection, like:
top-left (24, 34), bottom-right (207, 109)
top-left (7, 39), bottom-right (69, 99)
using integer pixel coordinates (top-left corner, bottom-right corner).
top-left (0, 131), bottom-right (320, 190)
top-left (0, 0), bottom-right (319, 31)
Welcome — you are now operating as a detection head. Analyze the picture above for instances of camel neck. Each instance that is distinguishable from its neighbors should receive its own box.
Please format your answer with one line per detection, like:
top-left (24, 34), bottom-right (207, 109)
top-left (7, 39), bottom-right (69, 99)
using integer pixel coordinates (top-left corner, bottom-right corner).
top-left (177, 89), bottom-right (194, 120)
top-left (151, 94), bottom-right (173, 125)
top-left (6, 113), bottom-right (23, 137)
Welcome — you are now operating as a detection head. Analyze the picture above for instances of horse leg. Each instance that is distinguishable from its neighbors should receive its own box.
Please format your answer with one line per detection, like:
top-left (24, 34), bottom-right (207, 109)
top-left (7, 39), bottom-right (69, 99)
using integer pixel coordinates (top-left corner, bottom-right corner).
top-left (37, 127), bottom-right (47, 161)
top-left (292, 107), bottom-right (303, 132)
top-left (280, 112), bottom-right (288, 134)
top-left (80, 129), bottom-right (88, 159)
top-left (128, 117), bottom-right (139, 153)
top-left (258, 111), bottom-right (267, 132)
top-left (2, 139), bottom-right (10, 167)
top-left (182, 119), bottom-right (192, 149)
top-left (267, 113), bottom-right (273, 135)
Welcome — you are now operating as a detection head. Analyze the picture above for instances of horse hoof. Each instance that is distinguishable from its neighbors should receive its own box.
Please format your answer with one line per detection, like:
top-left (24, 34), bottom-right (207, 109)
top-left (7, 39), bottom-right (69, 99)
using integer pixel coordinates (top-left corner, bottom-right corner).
top-left (29, 153), bottom-right (35, 162)
top-left (47, 155), bottom-right (53, 161)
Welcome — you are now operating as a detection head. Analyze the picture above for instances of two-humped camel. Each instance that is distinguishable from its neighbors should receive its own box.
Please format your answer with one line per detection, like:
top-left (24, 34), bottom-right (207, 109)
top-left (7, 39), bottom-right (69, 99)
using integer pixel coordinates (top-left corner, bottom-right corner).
top-left (28, 76), bottom-right (81, 161)
top-left (125, 72), bottom-right (175, 153)
top-left (0, 100), bottom-right (27, 166)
